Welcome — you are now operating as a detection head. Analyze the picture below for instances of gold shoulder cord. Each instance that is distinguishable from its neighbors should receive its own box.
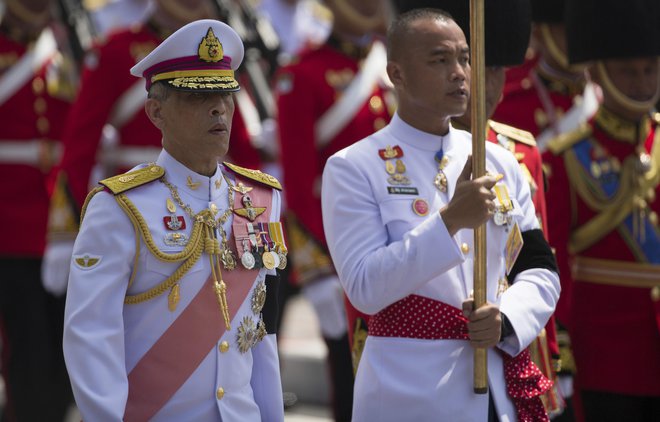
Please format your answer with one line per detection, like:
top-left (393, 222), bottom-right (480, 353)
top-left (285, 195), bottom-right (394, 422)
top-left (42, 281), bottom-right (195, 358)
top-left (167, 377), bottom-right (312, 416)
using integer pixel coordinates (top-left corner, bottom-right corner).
top-left (116, 193), bottom-right (206, 298)
top-left (117, 174), bottom-right (238, 330)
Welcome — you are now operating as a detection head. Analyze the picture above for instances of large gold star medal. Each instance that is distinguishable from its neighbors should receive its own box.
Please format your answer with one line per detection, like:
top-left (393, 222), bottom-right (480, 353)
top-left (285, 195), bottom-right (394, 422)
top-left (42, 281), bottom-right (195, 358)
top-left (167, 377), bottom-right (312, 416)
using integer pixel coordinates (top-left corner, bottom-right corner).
top-left (198, 27), bottom-right (223, 62)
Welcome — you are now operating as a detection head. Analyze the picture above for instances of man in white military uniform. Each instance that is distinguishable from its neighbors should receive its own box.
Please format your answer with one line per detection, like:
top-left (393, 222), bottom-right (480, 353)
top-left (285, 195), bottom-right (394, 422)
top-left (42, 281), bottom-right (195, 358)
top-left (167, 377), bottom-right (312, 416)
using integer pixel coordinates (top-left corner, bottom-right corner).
top-left (322, 9), bottom-right (560, 422)
top-left (63, 19), bottom-right (286, 421)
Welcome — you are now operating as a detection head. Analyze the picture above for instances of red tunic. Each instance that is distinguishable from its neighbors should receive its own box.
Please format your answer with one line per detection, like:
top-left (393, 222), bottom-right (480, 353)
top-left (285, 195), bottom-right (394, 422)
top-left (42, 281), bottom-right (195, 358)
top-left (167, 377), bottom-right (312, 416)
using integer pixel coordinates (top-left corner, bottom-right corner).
top-left (492, 54), bottom-right (579, 138)
top-left (544, 107), bottom-right (660, 396)
top-left (0, 29), bottom-right (74, 256)
top-left (59, 23), bottom-right (259, 210)
top-left (275, 40), bottom-right (392, 285)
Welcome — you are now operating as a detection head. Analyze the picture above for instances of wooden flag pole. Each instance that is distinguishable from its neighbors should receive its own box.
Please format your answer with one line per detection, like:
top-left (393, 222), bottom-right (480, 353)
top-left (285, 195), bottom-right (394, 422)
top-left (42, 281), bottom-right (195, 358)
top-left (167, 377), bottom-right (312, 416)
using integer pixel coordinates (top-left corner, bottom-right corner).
top-left (469, 0), bottom-right (488, 395)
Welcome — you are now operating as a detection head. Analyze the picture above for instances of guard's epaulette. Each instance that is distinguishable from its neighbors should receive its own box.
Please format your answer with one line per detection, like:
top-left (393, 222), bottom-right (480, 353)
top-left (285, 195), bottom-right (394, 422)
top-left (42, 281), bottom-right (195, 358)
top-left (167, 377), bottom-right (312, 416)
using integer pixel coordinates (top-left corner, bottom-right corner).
top-left (99, 164), bottom-right (165, 195)
top-left (652, 112), bottom-right (660, 124)
top-left (223, 162), bottom-right (282, 190)
top-left (488, 120), bottom-right (536, 147)
top-left (546, 123), bottom-right (593, 155)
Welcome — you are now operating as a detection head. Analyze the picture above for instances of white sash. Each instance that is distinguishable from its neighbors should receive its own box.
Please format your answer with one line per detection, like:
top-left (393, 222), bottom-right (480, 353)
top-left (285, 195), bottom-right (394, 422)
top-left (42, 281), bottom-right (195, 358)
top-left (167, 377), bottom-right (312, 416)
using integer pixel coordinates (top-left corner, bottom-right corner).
top-left (236, 88), bottom-right (262, 138)
top-left (108, 79), bottom-right (147, 129)
top-left (536, 81), bottom-right (601, 153)
top-left (314, 40), bottom-right (388, 149)
top-left (0, 28), bottom-right (57, 107)
top-left (95, 80), bottom-right (147, 181)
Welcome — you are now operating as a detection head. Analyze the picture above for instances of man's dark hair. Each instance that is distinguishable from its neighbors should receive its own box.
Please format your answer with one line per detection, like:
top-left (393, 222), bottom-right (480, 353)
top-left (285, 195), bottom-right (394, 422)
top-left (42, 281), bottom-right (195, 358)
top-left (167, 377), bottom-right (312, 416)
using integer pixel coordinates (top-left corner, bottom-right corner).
top-left (147, 82), bottom-right (171, 101)
top-left (387, 8), bottom-right (455, 60)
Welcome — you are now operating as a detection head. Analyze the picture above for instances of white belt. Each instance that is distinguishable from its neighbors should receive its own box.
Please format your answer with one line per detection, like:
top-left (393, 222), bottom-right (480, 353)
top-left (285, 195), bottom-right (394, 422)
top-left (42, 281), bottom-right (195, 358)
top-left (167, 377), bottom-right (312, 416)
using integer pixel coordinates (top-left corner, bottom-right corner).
top-left (0, 140), bottom-right (62, 167)
top-left (100, 145), bottom-right (161, 168)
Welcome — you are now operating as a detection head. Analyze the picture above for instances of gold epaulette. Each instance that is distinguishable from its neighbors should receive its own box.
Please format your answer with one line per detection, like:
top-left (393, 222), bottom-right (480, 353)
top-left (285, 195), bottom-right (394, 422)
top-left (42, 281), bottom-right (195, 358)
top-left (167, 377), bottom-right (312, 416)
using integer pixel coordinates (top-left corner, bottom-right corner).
top-left (488, 120), bottom-right (536, 147)
top-left (546, 123), bottom-right (592, 155)
top-left (99, 164), bottom-right (165, 195)
top-left (223, 162), bottom-right (282, 190)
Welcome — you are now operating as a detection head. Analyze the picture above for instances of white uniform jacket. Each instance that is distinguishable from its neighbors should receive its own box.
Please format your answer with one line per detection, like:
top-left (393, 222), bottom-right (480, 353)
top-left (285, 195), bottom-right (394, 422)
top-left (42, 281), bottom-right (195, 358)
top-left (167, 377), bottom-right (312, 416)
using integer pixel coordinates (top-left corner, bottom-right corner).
top-left (64, 150), bottom-right (284, 422)
top-left (322, 113), bottom-right (560, 422)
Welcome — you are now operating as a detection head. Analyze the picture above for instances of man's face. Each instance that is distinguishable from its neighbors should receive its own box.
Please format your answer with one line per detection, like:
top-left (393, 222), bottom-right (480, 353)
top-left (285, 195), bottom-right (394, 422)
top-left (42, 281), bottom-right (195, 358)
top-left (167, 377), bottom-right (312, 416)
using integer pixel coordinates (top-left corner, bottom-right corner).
top-left (390, 19), bottom-right (470, 120)
top-left (603, 57), bottom-right (659, 103)
top-left (156, 90), bottom-right (235, 161)
top-left (599, 57), bottom-right (659, 119)
top-left (485, 66), bottom-right (505, 118)
top-left (454, 66), bottom-right (504, 127)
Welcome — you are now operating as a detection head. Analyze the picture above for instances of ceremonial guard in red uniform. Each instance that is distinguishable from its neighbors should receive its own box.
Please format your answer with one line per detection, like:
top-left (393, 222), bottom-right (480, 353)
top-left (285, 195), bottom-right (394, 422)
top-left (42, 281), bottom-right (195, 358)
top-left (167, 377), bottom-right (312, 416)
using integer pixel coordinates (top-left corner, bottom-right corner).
top-left (491, 0), bottom-right (594, 145)
top-left (44, 0), bottom-right (260, 296)
top-left (0, 0), bottom-right (76, 420)
top-left (545, 1), bottom-right (660, 420)
top-left (275, 0), bottom-right (393, 419)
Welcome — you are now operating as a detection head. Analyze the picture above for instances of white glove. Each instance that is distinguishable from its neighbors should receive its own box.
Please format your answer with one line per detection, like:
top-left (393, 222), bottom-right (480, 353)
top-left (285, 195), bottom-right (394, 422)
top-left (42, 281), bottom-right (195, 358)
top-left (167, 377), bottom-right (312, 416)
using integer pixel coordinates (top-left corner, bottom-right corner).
top-left (41, 240), bottom-right (75, 296)
top-left (301, 275), bottom-right (348, 340)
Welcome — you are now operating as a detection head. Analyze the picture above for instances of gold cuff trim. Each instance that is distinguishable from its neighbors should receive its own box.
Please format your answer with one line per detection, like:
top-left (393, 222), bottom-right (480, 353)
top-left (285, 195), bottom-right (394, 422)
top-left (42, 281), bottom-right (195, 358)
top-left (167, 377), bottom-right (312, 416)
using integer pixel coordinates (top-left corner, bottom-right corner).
top-left (573, 256), bottom-right (660, 288)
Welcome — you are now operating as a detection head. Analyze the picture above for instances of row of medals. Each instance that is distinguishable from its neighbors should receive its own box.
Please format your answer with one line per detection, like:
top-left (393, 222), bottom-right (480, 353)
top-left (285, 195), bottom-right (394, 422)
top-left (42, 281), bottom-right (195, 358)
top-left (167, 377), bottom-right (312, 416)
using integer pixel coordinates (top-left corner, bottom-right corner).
top-left (383, 145), bottom-right (515, 227)
top-left (228, 189), bottom-right (287, 272)
top-left (383, 146), bottom-right (514, 297)
top-left (235, 187), bottom-right (287, 271)
top-left (238, 228), bottom-right (287, 271)
top-left (164, 185), bottom-right (287, 272)
top-left (164, 184), bottom-right (275, 353)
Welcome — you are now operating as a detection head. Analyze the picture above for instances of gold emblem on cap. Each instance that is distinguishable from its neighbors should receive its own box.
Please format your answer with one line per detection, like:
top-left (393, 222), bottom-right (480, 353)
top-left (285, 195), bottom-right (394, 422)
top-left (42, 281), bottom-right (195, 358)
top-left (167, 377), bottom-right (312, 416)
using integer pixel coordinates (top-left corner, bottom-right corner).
top-left (198, 27), bottom-right (224, 63)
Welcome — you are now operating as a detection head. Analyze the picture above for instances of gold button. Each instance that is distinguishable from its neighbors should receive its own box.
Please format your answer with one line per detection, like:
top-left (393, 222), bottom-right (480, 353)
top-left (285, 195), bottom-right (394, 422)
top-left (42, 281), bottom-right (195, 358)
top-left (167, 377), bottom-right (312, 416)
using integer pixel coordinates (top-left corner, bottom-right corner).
top-left (369, 95), bottom-right (384, 114)
top-left (36, 116), bottom-right (49, 134)
top-left (32, 77), bottom-right (45, 94)
top-left (521, 78), bottom-right (532, 90)
top-left (461, 243), bottom-right (470, 254)
top-left (216, 387), bottom-right (225, 400)
top-left (219, 341), bottom-right (229, 353)
top-left (373, 117), bottom-right (386, 131)
top-left (651, 286), bottom-right (660, 302)
top-left (34, 97), bottom-right (47, 114)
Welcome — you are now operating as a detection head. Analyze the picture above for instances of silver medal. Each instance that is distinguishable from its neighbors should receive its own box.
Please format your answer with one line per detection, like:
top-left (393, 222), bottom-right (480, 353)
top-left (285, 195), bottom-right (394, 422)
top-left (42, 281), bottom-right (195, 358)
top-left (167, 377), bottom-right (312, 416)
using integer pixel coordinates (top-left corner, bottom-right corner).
top-left (241, 251), bottom-right (255, 269)
top-left (494, 211), bottom-right (506, 226)
top-left (277, 252), bottom-right (287, 270)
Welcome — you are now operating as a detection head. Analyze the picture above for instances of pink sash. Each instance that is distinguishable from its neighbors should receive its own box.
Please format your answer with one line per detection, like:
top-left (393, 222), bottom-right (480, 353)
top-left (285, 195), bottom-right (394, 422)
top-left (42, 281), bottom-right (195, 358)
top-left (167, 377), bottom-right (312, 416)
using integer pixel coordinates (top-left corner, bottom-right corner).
top-left (124, 175), bottom-right (273, 421)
